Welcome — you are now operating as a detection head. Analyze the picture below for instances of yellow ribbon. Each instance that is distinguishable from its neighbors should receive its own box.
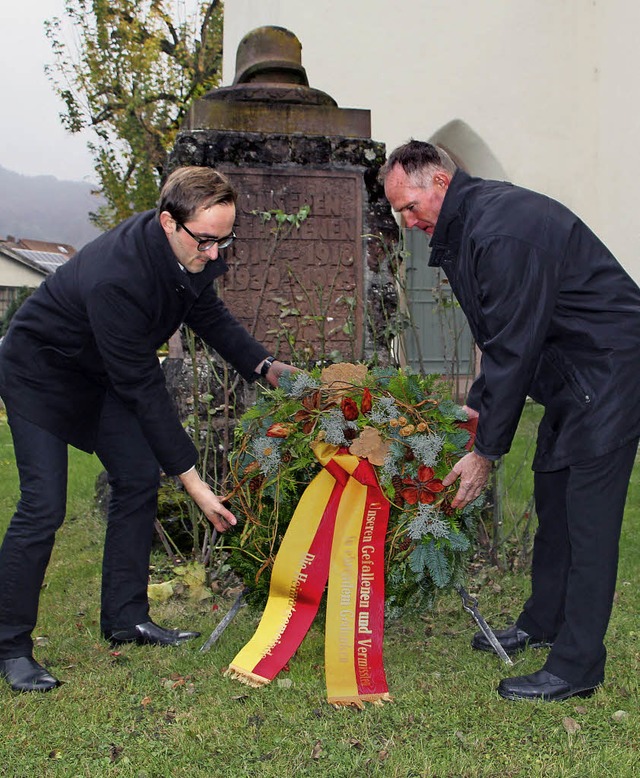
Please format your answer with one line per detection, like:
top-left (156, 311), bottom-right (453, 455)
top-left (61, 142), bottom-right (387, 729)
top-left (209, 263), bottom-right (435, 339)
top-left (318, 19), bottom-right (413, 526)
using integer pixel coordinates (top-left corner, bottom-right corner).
top-left (227, 443), bottom-right (391, 707)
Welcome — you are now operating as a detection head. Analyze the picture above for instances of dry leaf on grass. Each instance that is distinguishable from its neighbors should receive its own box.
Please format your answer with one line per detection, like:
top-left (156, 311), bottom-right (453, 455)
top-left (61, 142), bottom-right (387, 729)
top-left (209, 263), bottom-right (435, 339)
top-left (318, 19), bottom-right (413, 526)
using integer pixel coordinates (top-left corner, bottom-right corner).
top-left (147, 581), bottom-right (175, 602)
top-left (562, 716), bottom-right (581, 734)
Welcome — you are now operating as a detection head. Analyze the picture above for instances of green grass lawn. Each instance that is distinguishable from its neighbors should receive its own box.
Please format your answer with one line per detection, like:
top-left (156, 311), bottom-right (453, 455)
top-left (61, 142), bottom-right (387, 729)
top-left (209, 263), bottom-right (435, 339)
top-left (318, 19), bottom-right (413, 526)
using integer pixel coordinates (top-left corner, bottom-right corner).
top-left (0, 411), bottom-right (637, 777)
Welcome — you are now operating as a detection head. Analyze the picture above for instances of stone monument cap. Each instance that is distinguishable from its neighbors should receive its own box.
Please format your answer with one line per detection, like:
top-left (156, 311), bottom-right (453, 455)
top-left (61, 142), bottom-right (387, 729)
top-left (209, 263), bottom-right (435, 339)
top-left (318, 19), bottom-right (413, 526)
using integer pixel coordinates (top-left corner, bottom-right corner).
top-left (184, 24), bottom-right (369, 136)
top-left (233, 26), bottom-right (309, 86)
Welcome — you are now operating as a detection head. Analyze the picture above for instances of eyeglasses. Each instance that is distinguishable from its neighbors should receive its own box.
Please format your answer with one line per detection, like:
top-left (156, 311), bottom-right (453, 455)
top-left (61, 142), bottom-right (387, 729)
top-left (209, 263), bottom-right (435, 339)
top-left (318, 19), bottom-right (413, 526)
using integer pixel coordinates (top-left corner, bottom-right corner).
top-left (177, 222), bottom-right (236, 251)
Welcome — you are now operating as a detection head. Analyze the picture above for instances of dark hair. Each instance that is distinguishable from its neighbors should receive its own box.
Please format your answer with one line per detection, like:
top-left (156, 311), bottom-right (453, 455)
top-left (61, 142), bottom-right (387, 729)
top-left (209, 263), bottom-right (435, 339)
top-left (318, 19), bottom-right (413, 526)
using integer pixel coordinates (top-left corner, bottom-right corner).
top-left (379, 140), bottom-right (457, 185)
top-left (157, 167), bottom-right (238, 223)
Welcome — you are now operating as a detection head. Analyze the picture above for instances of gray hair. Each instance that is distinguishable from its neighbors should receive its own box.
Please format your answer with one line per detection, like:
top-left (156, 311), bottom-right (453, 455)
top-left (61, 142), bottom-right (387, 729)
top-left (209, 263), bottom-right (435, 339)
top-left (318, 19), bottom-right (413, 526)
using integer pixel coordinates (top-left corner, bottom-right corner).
top-left (379, 140), bottom-right (457, 187)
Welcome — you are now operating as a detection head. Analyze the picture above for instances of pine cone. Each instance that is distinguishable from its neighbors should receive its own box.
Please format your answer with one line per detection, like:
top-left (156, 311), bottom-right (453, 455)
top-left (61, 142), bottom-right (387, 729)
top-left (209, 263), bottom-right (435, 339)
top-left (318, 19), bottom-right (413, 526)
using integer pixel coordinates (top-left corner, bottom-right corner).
top-left (441, 500), bottom-right (455, 517)
top-left (249, 476), bottom-right (264, 493)
top-left (391, 475), bottom-right (404, 490)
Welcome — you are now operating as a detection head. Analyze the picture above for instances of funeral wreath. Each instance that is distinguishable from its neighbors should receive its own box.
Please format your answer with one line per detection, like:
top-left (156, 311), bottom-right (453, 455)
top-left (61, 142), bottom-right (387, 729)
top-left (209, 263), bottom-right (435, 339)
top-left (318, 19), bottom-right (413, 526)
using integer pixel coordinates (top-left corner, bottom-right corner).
top-left (225, 362), bottom-right (483, 614)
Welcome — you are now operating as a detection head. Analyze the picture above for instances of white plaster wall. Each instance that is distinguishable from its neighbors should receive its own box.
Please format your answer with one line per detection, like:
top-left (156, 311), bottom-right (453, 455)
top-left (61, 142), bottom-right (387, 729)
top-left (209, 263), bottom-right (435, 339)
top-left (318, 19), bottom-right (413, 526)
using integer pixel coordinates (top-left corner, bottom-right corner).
top-left (596, 0), bottom-right (640, 275)
top-left (223, 0), bottom-right (639, 278)
top-left (0, 259), bottom-right (45, 286)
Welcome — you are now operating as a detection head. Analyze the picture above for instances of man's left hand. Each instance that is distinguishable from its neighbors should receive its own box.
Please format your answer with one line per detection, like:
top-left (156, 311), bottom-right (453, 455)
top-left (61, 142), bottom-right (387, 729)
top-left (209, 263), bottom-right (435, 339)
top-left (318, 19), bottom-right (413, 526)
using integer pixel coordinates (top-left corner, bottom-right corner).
top-left (263, 359), bottom-right (301, 388)
top-left (442, 450), bottom-right (493, 509)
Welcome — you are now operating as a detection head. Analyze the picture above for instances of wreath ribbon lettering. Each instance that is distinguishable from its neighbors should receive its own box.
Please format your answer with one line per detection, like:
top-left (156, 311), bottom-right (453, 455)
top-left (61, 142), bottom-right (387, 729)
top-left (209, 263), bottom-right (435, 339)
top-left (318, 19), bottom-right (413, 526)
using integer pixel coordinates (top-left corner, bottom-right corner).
top-left (226, 441), bottom-right (392, 708)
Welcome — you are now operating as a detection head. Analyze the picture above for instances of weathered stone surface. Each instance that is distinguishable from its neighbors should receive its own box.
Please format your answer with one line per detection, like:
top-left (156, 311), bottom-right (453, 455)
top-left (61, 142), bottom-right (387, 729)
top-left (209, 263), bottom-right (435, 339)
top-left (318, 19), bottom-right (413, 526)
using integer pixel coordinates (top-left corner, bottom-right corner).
top-left (222, 167), bottom-right (363, 362)
top-left (185, 101), bottom-right (370, 138)
top-left (232, 25), bottom-right (310, 87)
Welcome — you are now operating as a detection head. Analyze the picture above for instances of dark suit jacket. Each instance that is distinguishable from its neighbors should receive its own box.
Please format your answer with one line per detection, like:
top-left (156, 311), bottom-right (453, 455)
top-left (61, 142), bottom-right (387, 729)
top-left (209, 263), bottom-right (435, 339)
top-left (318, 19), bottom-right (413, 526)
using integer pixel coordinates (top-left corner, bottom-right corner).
top-left (430, 170), bottom-right (640, 471)
top-left (0, 210), bottom-right (269, 475)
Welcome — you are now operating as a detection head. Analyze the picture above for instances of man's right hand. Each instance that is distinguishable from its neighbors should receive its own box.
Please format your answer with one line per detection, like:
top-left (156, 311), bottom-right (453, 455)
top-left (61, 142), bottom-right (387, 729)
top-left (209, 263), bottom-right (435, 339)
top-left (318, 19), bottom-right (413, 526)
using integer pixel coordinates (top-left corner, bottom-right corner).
top-left (442, 450), bottom-right (492, 509)
top-left (462, 404), bottom-right (479, 420)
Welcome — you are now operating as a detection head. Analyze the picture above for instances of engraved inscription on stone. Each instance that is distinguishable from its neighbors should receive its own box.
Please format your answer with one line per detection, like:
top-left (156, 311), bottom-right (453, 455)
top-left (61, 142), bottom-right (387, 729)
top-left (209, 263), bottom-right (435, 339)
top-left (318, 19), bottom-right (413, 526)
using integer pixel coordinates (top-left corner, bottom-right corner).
top-left (219, 168), bottom-right (364, 362)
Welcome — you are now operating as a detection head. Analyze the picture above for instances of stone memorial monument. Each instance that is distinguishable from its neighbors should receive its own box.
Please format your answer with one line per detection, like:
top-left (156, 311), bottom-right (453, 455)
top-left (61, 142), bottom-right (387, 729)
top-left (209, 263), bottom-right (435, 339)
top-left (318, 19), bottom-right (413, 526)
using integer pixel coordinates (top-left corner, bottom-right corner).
top-left (168, 26), bottom-right (399, 365)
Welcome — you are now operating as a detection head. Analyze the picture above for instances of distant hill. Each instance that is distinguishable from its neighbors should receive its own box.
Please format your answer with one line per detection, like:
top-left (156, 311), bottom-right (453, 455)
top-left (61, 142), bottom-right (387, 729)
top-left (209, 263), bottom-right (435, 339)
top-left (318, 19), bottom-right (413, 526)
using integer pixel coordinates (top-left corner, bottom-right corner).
top-left (0, 165), bottom-right (104, 249)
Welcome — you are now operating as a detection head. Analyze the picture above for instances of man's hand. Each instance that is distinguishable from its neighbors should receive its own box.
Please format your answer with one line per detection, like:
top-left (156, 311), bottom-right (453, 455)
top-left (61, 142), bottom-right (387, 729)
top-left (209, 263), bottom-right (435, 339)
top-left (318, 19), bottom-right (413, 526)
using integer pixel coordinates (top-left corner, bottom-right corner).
top-left (260, 358), bottom-right (301, 388)
top-left (179, 468), bottom-right (237, 532)
top-left (462, 404), bottom-right (479, 421)
top-left (442, 450), bottom-right (492, 509)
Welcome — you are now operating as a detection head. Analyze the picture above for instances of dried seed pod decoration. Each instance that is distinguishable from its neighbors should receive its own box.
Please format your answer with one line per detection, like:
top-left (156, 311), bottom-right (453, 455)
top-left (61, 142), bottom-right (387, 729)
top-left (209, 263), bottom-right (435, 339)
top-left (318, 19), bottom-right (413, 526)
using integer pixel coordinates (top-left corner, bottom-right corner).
top-left (360, 388), bottom-right (373, 415)
top-left (266, 422), bottom-right (292, 438)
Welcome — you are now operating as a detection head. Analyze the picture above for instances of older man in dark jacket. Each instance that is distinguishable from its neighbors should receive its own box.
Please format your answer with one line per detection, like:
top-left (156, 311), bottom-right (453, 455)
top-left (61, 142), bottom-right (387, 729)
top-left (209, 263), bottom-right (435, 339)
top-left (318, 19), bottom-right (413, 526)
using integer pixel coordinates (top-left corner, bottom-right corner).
top-left (0, 167), bottom-right (287, 692)
top-left (382, 140), bottom-right (640, 701)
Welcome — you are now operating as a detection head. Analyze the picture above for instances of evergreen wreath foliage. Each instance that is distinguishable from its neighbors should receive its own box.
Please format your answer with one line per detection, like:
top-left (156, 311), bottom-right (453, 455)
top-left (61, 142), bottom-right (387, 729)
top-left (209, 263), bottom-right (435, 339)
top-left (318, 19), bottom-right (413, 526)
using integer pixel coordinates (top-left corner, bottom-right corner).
top-left (226, 363), bottom-right (483, 614)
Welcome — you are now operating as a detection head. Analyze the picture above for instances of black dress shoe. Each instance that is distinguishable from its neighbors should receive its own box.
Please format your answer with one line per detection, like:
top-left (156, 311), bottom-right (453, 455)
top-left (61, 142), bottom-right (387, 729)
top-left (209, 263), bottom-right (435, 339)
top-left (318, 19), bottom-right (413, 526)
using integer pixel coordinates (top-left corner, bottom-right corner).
top-left (472, 623), bottom-right (553, 655)
top-left (105, 621), bottom-right (201, 647)
top-left (0, 656), bottom-right (60, 692)
top-left (498, 669), bottom-right (599, 701)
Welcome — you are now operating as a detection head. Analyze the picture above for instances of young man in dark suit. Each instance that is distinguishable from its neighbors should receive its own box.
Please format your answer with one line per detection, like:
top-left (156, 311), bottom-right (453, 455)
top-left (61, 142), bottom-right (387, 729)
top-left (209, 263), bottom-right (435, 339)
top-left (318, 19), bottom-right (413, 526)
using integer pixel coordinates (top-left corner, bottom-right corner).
top-left (0, 167), bottom-right (287, 691)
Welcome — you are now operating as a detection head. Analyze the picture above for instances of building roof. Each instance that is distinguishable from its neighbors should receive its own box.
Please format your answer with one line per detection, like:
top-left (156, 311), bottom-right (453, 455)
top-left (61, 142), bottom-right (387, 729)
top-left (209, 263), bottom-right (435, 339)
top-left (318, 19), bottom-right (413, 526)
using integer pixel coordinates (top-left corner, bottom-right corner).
top-left (1, 236), bottom-right (76, 256)
top-left (11, 249), bottom-right (69, 274)
top-left (0, 236), bottom-right (76, 278)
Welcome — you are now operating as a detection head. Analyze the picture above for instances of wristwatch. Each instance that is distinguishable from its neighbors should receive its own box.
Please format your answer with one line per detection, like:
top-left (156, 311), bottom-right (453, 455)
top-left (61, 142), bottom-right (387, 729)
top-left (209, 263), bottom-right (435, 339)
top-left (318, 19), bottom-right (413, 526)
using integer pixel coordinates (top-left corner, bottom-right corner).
top-left (260, 356), bottom-right (275, 378)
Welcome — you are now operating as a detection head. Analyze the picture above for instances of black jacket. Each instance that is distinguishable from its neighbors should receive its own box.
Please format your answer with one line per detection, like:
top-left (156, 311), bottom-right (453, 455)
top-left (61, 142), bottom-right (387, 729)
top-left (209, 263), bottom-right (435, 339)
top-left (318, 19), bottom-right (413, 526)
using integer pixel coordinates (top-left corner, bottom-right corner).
top-left (0, 210), bottom-right (268, 475)
top-left (430, 170), bottom-right (640, 471)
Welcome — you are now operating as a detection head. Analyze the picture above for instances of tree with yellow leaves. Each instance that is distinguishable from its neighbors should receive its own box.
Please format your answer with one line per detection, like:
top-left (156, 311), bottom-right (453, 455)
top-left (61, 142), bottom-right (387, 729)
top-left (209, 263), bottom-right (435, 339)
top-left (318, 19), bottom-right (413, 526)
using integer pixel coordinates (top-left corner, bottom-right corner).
top-left (45, 1), bottom-right (223, 229)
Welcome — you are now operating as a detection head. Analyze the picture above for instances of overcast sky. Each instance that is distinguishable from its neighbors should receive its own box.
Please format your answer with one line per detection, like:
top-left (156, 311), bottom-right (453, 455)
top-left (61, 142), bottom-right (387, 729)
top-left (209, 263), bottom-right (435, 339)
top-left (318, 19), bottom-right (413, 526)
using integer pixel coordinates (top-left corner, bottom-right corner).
top-left (0, 2), bottom-right (98, 182)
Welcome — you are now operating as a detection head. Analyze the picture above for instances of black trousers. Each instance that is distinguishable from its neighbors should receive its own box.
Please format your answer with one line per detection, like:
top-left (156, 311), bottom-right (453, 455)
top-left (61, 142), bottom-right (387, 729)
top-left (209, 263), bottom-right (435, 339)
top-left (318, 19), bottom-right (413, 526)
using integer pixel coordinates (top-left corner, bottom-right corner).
top-left (516, 438), bottom-right (638, 687)
top-left (0, 392), bottom-right (161, 658)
